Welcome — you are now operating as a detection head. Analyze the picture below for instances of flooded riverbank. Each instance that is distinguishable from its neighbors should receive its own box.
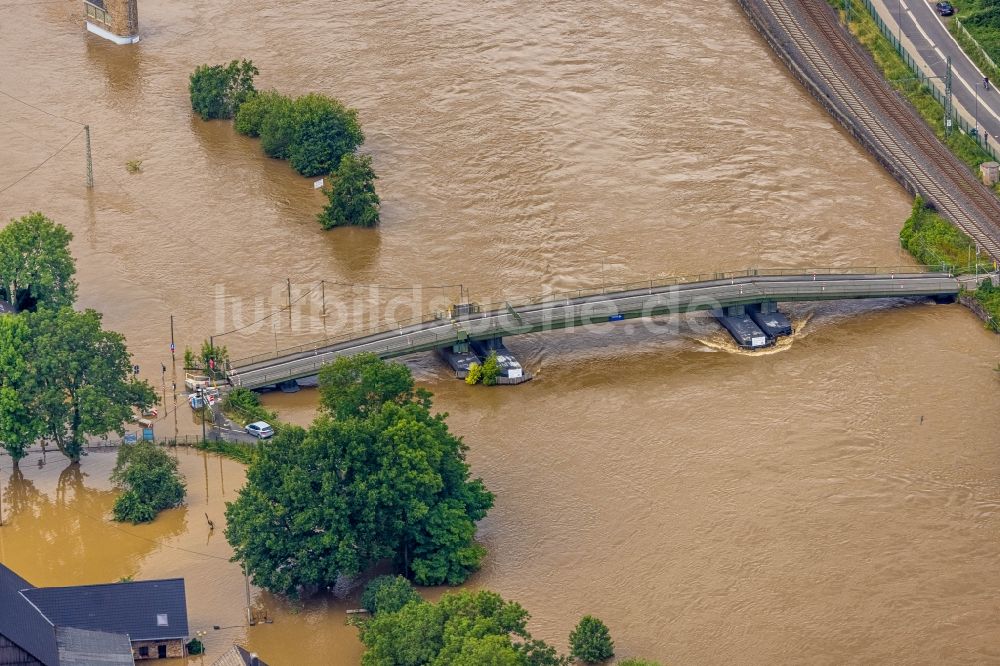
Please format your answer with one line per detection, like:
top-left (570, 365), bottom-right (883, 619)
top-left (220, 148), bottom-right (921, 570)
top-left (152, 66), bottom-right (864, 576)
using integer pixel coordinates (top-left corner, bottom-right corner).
top-left (2, 0), bottom-right (999, 663)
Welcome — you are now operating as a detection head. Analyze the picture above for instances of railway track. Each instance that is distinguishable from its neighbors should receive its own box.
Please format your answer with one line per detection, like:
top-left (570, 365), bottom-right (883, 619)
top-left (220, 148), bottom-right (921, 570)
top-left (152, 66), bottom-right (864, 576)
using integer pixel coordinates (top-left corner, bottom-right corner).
top-left (756, 0), bottom-right (1000, 260)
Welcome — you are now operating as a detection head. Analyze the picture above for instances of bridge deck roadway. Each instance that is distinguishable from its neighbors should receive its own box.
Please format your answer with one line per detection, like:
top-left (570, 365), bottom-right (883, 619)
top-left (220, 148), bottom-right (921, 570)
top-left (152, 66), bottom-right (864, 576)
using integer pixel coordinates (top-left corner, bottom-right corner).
top-left (228, 272), bottom-right (959, 389)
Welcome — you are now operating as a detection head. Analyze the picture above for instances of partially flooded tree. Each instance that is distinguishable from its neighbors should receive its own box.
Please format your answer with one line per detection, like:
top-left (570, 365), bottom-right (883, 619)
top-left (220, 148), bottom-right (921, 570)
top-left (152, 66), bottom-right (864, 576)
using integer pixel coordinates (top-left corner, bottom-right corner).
top-left (189, 59), bottom-right (259, 120)
top-left (0, 212), bottom-right (77, 313)
top-left (111, 441), bottom-right (186, 523)
top-left (0, 314), bottom-right (42, 466)
top-left (28, 308), bottom-right (156, 462)
top-left (318, 153), bottom-right (380, 229)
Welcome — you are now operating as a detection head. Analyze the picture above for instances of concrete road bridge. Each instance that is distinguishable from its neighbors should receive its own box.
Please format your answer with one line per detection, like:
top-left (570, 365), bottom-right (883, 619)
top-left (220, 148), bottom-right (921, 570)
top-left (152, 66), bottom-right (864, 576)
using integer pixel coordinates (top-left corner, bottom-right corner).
top-left (227, 268), bottom-right (961, 390)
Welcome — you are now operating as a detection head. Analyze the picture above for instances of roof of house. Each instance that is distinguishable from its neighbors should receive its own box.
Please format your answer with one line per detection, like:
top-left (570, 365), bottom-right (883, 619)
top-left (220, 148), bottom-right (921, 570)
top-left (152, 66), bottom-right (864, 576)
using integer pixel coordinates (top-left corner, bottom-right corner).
top-left (0, 563), bottom-right (60, 666)
top-left (55, 627), bottom-right (135, 665)
top-left (22, 578), bottom-right (189, 641)
top-left (212, 645), bottom-right (269, 666)
top-left (0, 300), bottom-right (14, 315)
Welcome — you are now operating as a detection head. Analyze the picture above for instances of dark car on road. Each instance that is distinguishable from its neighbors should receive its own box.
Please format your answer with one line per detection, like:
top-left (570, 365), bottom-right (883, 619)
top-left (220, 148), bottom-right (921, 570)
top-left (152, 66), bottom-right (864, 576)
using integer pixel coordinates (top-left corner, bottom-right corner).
top-left (935, 2), bottom-right (955, 16)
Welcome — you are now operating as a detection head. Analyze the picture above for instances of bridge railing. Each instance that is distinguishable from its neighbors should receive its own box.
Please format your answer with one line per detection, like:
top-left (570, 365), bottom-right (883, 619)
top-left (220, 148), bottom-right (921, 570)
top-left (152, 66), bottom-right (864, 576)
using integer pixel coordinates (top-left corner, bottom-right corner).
top-left (229, 266), bottom-right (942, 370)
top-left (473, 266), bottom-right (943, 314)
top-left (229, 310), bottom-right (449, 368)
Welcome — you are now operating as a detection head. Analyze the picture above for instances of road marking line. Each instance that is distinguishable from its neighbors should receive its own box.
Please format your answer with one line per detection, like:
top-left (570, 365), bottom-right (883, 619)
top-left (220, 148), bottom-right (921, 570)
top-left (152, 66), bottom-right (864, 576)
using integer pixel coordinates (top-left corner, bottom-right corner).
top-left (907, 9), bottom-right (936, 46)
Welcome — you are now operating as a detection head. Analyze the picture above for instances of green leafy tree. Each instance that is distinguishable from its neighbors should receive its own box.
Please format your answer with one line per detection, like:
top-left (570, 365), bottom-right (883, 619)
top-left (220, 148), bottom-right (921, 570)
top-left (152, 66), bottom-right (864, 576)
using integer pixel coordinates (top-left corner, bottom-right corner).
top-left (569, 616), bottom-right (615, 663)
top-left (0, 315), bottom-right (43, 466)
top-left (111, 441), bottom-right (186, 523)
top-left (318, 352), bottom-right (427, 420)
top-left (225, 356), bottom-right (493, 595)
top-left (361, 575), bottom-right (422, 615)
top-left (189, 59), bottom-right (259, 120)
top-left (318, 153), bottom-right (381, 229)
top-left (481, 350), bottom-right (501, 386)
top-left (0, 212), bottom-right (77, 313)
top-left (288, 94), bottom-right (364, 177)
top-left (28, 308), bottom-right (156, 462)
top-left (235, 90), bottom-right (289, 137)
top-left (465, 362), bottom-right (483, 385)
top-left (199, 339), bottom-right (229, 378)
top-left (259, 94), bottom-right (298, 159)
top-left (359, 589), bottom-right (567, 666)
top-left (222, 387), bottom-right (276, 426)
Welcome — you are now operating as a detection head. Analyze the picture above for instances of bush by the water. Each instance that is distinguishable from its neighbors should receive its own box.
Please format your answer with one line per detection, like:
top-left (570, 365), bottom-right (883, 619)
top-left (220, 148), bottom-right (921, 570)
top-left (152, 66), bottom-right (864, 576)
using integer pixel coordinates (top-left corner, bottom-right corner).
top-left (899, 197), bottom-right (979, 272)
top-left (360, 575), bottom-right (421, 615)
top-left (358, 589), bottom-right (570, 666)
top-left (222, 387), bottom-right (276, 427)
top-left (975, 278), bottom-right (1000, 331)
top-left (235, 91), bottom-right (364, 177)
top-left (318, 153), bottom-right (380, 229)
top-left (111, 441), bottom-right (185, 523)
top-left (465, 350), bottom-right (501, 386)
top-left (189, 59), bottom-right (258, 121)
top-left (569, 615), bottom-right (615, 663)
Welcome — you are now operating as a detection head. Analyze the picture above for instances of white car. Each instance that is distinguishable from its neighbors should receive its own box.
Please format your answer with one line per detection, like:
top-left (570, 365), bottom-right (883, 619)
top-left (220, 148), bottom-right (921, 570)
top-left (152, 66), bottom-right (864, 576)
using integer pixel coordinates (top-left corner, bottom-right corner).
top-left (245, 421), bottom-right (274, 439)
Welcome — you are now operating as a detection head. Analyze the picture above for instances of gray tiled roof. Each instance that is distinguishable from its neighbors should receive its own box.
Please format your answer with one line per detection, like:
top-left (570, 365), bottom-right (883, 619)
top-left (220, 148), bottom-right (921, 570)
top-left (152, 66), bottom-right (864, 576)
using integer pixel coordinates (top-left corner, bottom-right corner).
top-left (0, 563), bottom-right (59, 666)
top-left (55, 627), bottom-right (135, 665)
top-left (0, 300), bottom-right (13, 314)
top-left (23, 578), bottom-right (189, 641)
top-left (212, 645), bottom-right (269, 666)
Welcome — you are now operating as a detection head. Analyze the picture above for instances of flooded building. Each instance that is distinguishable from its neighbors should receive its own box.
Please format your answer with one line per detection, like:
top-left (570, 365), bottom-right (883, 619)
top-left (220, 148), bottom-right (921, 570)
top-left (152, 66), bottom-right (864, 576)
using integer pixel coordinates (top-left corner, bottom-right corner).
top-left (0, 563), bottom-right (189, 662)
top-left (84, 0), bottom-right (139, 44)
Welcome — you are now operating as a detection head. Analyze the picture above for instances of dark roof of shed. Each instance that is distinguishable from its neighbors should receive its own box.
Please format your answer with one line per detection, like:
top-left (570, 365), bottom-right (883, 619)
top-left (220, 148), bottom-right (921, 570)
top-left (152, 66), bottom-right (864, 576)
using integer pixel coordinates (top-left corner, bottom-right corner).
top-left (0, 563), bottom-right (60, 666)
top-left (0, 300), bottom-right (14, 314)
top-left (55, 626), bottom-right (135, 665)
top-left (23, 578), bottom-right (189, 641)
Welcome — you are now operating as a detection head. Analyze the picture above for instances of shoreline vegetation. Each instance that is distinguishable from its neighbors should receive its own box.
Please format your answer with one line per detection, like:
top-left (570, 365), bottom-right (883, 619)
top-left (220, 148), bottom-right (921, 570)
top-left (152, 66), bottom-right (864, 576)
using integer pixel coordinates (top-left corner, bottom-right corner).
top-left (900, 197), bottom-right (999, 330)
top-left (189, 59), bottom-right (380, 228)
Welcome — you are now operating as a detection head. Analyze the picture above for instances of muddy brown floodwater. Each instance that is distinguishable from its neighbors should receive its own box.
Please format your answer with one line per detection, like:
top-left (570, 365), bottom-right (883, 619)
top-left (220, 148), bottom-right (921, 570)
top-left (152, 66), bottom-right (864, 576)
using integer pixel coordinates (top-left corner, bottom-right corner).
top-left (1, 0), bottom-right (999, 664)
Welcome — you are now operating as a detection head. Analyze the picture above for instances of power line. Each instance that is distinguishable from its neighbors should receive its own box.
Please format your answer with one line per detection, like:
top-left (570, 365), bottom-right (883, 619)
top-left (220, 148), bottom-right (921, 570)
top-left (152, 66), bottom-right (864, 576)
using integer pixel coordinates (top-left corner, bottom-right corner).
top-left (0, 127), bottom-right (84, 196)
top-left (0, 88), bottom-right (85, 127)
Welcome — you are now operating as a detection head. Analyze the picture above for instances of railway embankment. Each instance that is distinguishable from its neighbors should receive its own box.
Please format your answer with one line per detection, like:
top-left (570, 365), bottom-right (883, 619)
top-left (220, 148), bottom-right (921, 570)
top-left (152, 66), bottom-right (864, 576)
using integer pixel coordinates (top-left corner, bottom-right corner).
top-left (735, 0), bottom-right (1000, 263)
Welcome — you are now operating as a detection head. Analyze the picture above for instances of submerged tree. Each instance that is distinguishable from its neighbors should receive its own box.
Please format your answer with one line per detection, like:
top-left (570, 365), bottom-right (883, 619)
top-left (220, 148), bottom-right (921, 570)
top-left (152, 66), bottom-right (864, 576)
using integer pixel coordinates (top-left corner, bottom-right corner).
top-left (189, 59), bottom-right (259, 120)
top-left (0, 212), bottom-right (76, 313)
top-left (225, 355), bottom-right (493, 596)
top-left (288, 93), bottom-right (364, 177)
top-left (358, 590), bottom-right (569, 666)
top-left (568, 616), bottom-right (615, 663)
top-left (111, 441), bottom-right (186, 523)
top-left (318, 153), bottom-right (380, 229)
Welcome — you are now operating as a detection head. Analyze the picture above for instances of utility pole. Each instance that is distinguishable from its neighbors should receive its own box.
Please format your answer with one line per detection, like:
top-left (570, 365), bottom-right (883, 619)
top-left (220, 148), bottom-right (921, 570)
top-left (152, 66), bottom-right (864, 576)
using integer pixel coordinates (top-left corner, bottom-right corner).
top-left (945, 56), bottom-right (953, 136)
top-left (170, 315), bottom-right (176, 363)
top-left (84, 125), bottom-right (93, 188)
top-left (320, 280), bottom-right (326, 318)
top-left (244, 563), bottom-right (253, 625)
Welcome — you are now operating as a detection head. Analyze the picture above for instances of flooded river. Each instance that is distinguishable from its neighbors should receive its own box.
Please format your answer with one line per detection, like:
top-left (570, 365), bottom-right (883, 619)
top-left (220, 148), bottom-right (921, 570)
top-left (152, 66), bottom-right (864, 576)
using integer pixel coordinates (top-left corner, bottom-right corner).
top-left (1, 0), bottom-right (999, 663)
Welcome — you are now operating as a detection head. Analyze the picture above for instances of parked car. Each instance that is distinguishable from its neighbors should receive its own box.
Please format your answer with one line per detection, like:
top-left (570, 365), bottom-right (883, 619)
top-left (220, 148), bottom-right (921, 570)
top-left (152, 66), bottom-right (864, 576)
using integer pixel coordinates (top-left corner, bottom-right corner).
top-left (245, 421), bottom-right (274, 439)
top-left (935, 2), bottom-right (955, 16)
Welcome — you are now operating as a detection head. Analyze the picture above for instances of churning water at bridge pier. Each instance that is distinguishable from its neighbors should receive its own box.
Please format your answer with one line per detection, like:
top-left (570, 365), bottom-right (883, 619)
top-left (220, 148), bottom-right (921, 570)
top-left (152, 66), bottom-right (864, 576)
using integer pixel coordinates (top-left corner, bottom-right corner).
top-left (1, 0), bottom-right (999, 663)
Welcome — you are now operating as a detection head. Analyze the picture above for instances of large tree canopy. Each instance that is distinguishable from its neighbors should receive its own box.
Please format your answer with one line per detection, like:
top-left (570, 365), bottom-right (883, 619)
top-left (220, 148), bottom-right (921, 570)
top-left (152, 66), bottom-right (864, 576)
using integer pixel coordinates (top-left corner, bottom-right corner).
top-left (28, 308), bottom-right (156, 462)
top-left (225, 355), bottom-right (493, 596)
top-left (0, 212), bottom-right (76, 313)
top-left (189, 59), bottom-right (258, 120)
top-left (0, 314), bottom-right (43, 465)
